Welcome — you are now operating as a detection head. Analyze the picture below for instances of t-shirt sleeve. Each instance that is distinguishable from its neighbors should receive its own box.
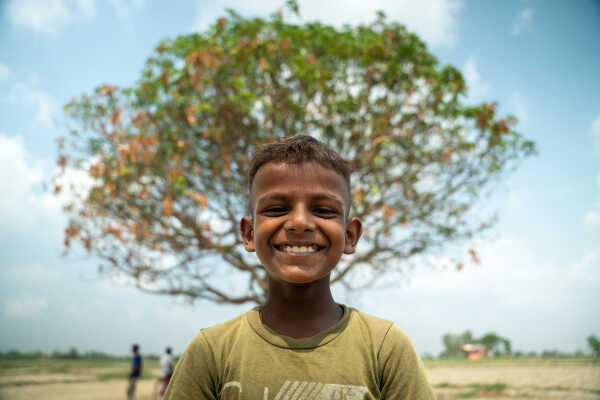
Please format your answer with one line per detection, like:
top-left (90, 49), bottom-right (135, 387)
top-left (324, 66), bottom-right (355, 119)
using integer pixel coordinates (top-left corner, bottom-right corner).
top-left (164, 330), bottom-right (219, 400)
top-left (378, 323), bottom-right (436, 399)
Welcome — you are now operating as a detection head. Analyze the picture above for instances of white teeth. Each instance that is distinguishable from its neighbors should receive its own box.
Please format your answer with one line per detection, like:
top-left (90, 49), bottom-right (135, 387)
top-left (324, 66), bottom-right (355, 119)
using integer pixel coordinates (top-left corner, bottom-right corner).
top-left (283, 245), bottom-right (317, 254)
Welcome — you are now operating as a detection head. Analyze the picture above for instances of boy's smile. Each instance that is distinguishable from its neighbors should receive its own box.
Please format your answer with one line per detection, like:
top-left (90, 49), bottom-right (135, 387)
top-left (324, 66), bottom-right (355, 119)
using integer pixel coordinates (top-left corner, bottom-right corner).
top-left (241, 161), bottom-right (362, 285)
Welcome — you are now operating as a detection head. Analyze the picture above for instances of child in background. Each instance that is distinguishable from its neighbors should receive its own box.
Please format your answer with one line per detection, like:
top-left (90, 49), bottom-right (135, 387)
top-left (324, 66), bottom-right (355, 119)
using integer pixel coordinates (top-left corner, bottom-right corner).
top-left (127, 343), bottom-right (142, 400)
top-left (159, 347), bottom-right (174, 396)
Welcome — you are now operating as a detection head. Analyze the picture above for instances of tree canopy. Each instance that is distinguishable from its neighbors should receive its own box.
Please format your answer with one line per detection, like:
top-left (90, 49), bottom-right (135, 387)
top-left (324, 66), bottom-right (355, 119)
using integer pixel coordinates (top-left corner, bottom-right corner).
top-left (55, 6), bottom-right (535, 305)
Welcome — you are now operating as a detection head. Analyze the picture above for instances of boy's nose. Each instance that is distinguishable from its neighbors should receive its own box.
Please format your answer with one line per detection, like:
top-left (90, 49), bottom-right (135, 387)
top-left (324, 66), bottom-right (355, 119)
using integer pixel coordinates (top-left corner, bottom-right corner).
top-left (284, 207), bottom-right (315, 232)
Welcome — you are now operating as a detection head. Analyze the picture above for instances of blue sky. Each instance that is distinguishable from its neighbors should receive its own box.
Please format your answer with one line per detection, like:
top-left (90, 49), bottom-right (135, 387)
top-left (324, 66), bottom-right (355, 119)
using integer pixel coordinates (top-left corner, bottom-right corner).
top-left (0, 0), bottom-right (599, 357)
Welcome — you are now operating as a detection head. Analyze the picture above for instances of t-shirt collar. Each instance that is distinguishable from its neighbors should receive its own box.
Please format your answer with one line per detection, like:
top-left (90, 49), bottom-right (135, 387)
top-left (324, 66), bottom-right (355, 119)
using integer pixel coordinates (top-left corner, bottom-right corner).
top-left (246, 304), bottom-right (350, 350)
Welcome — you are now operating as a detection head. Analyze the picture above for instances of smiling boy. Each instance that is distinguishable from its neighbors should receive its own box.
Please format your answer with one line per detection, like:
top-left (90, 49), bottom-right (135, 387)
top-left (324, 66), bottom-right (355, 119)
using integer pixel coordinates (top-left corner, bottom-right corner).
top-left (165, 135), bottom-right (435, 399)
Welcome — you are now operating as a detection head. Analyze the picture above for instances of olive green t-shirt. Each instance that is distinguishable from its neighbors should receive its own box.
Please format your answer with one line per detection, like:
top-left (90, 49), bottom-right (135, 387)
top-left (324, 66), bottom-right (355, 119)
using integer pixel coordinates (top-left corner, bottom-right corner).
top-left (165, 305), bottom-right (435, 399)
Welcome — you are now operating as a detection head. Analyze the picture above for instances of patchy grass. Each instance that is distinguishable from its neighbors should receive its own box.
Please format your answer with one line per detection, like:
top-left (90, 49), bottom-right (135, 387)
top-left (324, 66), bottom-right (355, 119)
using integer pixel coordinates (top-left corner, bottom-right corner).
top-left (454, 391), bottom-right (478, 399)
top-left (96, 369), bottom-right (155, 381)
top-left (0, 357), bottom-right (159, 387)
top-left (435, 381), bottom-right (458, 388)
top-left (96, 371), bottom-right (128, 381)
top-left (473, 382), bottom-right (507, 391)
top-left (433, 381), bottom-right (508, 399)
top-left (434, 381), bottom-right (507, 391)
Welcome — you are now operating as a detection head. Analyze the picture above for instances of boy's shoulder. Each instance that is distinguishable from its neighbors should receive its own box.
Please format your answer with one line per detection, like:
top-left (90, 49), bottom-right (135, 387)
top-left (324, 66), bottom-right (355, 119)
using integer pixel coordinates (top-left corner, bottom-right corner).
top-left (349, 307), bottom-right (413, 348)
top-left (194, 310), bottom-right (250, 343)
top-left (351, 307), bottom-right (393, 327)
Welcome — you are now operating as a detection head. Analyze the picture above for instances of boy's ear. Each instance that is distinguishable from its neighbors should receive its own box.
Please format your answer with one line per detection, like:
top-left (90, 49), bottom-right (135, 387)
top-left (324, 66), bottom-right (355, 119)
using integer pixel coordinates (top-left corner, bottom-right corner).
top-left (240, 216), bottom-right (255, 252)
top-left (343, 217), bottom-right (362, 254)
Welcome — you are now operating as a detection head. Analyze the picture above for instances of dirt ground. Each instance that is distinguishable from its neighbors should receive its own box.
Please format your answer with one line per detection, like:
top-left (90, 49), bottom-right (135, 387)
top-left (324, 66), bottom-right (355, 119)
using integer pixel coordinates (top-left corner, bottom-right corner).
top-left (426, 360), bottom-right (600, 399)
top-left (0, 379), bottom-right (157, 400)
top-left (0, 358), bottom-right (598, 399)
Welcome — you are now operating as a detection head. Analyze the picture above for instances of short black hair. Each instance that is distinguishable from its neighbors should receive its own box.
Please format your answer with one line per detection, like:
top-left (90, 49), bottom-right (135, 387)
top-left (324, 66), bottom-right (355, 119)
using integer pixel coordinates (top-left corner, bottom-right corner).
top-left (132, 344), bottom-right (139, 352)
top-left (166, 347), bottom-right (172, 354)
top-left (248, 135), bottom-right (352, 215)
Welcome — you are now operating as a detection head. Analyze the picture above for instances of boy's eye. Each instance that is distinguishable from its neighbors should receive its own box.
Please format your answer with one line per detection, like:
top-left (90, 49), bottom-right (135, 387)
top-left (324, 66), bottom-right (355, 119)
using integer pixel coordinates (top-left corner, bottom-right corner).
top-left (261, 206), bottom-right (288, 215)
top-left (313, 207), bottom-right (338, 217)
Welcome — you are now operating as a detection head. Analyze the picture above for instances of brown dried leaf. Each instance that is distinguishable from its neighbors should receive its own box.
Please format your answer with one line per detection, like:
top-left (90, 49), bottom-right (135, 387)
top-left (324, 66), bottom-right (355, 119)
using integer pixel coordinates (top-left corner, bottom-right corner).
top-left (162, 196), bottom-right (173, 216)
top-left (108, 107), bottom-right (122, 125)
top-left (58, 156), bottom-right (67, 168)
top-left (469, 249), bottom-right (480, 264)
top-left (381, 205), bottom-right (396, 222)
top-left (188, 190), bottom-right (207, 209)
top-left (184, 104), bottom-right (196, 125)
top-left (100, 85), bottom-right (114, 96)
top-left (259, 57), bottom-right (269, 70)
top-left (89, 162), bottom-right (105, 177)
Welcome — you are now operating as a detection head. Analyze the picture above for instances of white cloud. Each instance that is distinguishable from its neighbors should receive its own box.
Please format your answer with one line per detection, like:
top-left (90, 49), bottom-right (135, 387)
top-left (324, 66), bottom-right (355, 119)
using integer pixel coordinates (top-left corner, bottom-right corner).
top-left (507, 188), bottom-right (531, 211)
top-left (193, 0), bottom-right (462, 48)
top-left (0, 63), bottom-right (10, 80)
top-left (361, 236), bottom-right (600, 354)
top-left (30, 91), bottom-right (58, 126)
top-left (592, 114), bottom-right (600, 153)
top-left (584, 201), bottom-right (600, 230)
top-left (6, 0), bottom-right (96, 35)
top-left (7, 0), bottom-right (144, 35)
top-left (108, 0), bottom-right (146, 20)
top-left (5, 263), bottom-right (60, 282)
top-left (512, 8), bottom-right (533, 36)
top-left (567, 249), bottom-right (600, 286)
top-left (463, 56), bottom-right (490, 100)
top-left (0, 134), bottom-right (93, 234)
top-left (77, 0), bottom-right (97, 18)
top-left (584, 169), bottom-right (600, 230)
top-left (1, 81), bottom-right (59, 126)
top-left (510, 92), bottom-right (528, 123)
top-left (0, 135), bottom-right (47, 229)
top-left (5, 297), bottom-right (48, 318)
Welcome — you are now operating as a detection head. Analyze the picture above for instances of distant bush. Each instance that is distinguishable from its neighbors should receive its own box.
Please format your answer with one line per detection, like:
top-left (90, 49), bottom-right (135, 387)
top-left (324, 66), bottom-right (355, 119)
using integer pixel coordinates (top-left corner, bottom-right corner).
top-left (540, 349), bottom-right (579, 358)
top-left (588, 335), bottom-right (600, 358)
top-left (0, 349), bottom-right (47, 360)
top-left (0, 349), bottom-right (166, 361)
top-left (51, 347), bottom-right (81, 359)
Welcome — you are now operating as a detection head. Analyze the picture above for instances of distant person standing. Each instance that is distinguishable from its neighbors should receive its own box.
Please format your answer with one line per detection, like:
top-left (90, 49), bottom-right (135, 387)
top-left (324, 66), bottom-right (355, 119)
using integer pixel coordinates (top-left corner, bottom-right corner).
top-left (159, 347), bottom-right (174, 396)
top-left (127, 344), bottom-right (142, 400)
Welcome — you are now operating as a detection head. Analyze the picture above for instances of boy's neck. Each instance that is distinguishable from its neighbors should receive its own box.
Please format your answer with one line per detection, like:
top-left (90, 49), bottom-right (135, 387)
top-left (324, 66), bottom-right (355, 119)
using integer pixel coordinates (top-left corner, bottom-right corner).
top-left (260, 276), bottom-right (343, 339)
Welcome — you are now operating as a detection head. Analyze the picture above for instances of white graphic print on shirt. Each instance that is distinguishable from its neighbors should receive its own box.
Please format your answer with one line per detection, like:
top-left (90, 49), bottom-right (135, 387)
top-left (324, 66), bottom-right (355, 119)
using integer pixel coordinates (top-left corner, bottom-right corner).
top-left (222, 380), bottom-right (369, 399)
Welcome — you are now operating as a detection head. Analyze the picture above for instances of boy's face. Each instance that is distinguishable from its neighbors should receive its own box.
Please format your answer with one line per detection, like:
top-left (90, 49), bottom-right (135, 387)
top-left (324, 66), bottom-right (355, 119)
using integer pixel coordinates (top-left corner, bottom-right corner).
top-left (241, 161), bottom-right (362, 285)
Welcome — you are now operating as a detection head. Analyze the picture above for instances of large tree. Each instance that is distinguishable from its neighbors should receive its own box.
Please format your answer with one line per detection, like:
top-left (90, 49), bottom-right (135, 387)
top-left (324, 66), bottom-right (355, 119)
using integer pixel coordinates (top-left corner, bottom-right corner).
top-left (55, 6), bottom-right (535, 305)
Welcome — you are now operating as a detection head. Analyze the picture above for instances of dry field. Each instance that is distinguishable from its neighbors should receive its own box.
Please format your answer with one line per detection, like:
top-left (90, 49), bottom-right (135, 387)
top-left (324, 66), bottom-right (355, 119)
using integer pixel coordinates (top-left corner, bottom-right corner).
top-left (0, 359), bottom-right (162, 400)
top-left (426, 358), bottom-right (600, 399)
top-left (0, 357), bottom-right (598, 399)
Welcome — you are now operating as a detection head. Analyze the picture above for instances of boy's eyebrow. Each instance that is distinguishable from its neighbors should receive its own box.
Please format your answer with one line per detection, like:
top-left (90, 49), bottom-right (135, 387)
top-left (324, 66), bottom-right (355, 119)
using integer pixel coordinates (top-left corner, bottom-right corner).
top-left (256, 193), bottom-right (345, 207)
top-left (255, 193), bottom-right (289, 204)
top-left (312, 194), bottom-right (345, 207)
